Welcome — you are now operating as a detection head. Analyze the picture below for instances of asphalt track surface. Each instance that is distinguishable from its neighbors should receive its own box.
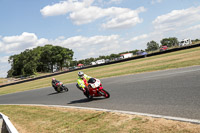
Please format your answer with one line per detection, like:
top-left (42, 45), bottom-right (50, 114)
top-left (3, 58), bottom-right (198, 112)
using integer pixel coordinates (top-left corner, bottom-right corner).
top-left (0, 66), bottom-right (200, 121)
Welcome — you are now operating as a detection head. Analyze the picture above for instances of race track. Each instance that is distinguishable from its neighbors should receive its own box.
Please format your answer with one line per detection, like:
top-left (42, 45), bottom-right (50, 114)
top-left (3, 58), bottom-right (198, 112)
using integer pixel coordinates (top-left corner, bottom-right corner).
top-left (0, 66), bottom-right (200, 120)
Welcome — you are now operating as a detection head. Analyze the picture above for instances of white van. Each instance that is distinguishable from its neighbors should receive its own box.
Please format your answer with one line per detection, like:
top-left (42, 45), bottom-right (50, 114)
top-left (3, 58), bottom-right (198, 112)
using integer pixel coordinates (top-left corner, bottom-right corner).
top-left (91, 62), bottom-right (96, 65)
top-left (96, 59), bottom-right (105, 64)
top-left (179, 38), bottom-right (192, 46)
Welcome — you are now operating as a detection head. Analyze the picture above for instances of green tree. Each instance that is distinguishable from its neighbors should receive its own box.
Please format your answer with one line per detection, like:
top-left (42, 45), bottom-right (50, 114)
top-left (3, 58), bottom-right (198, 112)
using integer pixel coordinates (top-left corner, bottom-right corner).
top-left (7, 44), bottom-right (74, 77)
top-left (40, 45), bottom-right (53, 72)
top-left (160, 37), bottom-right (179, 47)
top-left (146, 40), bottom-right (159, 51)
top-left (8, 54), bottom-right (21, 76)
top-left (21, 49), bottom-right (38, 76)
top-left (192, 39), bottom-right (200, 43)
top-left (7, 49), bottom-right (38, 77)
top-left (110, 54), bottom-right (120, 60)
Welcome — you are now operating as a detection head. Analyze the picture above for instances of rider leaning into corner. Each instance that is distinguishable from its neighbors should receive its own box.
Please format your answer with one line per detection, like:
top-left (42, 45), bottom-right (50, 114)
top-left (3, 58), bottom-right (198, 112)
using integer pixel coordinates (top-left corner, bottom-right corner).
top-left (76, 71), bottom-right (91, 92)
top-left (52, 78), bottom-right (60, 89)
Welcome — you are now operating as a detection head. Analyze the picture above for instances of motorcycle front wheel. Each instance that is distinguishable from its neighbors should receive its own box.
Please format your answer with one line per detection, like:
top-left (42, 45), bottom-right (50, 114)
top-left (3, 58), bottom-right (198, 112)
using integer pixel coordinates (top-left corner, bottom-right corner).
top-left (63, 86), bottom-right (69, 92)
top-left (101, 89), bottom-right (110, 98)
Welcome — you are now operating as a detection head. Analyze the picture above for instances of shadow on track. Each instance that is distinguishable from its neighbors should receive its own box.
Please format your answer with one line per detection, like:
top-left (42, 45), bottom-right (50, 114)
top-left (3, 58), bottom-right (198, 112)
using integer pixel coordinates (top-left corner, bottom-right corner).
top-left (48, 91), bottom-right (66, 96)
top-left (68, 98), bottom-right (105, 104)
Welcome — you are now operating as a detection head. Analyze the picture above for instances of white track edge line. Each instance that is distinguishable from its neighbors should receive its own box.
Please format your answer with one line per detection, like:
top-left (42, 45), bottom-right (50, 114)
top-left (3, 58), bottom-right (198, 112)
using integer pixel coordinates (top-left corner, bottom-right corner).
top-left (1, 104), bottom-right (200, 124)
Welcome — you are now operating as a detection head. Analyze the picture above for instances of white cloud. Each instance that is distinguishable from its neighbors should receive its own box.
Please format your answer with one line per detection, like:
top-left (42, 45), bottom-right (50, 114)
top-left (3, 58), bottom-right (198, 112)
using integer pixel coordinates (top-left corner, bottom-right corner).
top-left (40, 0), bottom-right (146, 29)
top-left (40, 0), bottom-right (94, 16)
top-left (151, 0), bottom-right (163, 4)
top-left (180, 24), bottom-right (200, 32)
top-left (0, 56), bottom-right (9, 63)
top-left (0, 63), bottom-right (10, 78)
top-left (106, 0), bottom-right (122, 4)
top-left (109, 0), bottom-right (122, 3)
top-left (177, 24), bottom-right (200, 40)
top-left (0, 41), bottom-right (3, 48)
top-left (149, 5), bottom-right (200, 42)
top-left (125, 34), bottom-right (149, 44)
top-left (0, 32), bottom-right (150, 77)
top-left (69, 6), bottom-right (105, 25)
top-left (0, 32), bottom-right (134, 61)
top-left (51, 34), bottom-right (125, 57)
top-left (3, 32), bottom-right (37, 44)
top-left (102, 7), bottom-right (146, 29)
top-left (0, 32), bottom-right (38, 53)
top-left (0, 56), bottom-right (10, 78)
top-left (152, 6), bottom-right (200, 32)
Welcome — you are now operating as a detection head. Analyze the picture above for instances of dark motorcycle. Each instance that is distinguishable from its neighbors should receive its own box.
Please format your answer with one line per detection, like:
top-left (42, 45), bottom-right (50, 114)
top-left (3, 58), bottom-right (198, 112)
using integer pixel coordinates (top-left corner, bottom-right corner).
top-left (52, 81), bottom-right (68, 93)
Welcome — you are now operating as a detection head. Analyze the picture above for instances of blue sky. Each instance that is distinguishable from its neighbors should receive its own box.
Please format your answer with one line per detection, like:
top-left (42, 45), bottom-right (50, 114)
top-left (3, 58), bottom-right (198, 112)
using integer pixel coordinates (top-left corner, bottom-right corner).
top-left (1, 0), bottom-right (200, 78)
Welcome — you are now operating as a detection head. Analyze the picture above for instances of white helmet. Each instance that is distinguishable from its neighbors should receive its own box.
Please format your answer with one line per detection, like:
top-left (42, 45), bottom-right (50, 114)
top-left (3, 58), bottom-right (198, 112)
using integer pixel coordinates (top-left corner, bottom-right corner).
top-left (78, 71), bottom-right (84, 78)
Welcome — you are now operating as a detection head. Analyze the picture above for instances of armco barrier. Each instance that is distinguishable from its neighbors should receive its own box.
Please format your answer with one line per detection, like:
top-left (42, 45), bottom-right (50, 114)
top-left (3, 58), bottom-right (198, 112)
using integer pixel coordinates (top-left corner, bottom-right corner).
top-left (0, 43), bottom-right (199, 88)
top-left (0, 113), bottom-right (19, 133)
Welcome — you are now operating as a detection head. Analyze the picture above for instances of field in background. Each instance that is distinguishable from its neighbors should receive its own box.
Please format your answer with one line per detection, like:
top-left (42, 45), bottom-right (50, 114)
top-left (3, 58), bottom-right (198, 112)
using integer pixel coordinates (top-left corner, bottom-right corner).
top-left (0, 46), bottom-right (200, 95)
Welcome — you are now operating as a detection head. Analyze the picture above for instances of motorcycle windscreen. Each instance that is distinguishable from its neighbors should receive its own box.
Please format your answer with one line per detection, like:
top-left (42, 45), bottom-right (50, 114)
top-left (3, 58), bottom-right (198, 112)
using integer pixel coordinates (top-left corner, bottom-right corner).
top-left (90, 79), bottom-right (101, 88)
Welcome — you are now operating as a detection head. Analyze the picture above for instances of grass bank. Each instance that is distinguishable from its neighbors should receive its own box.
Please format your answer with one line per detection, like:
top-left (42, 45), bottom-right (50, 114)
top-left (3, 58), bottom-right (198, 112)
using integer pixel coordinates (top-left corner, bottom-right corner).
top-left (0, 47), bottom-right (200, 95)
top-left (1, 105), bottom-right (200, 133)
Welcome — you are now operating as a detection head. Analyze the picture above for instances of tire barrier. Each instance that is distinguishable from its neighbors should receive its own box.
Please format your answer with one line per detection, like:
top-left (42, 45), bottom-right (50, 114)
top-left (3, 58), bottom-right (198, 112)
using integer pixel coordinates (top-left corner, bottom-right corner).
top-left (0, 43), bottom-right (199, 88)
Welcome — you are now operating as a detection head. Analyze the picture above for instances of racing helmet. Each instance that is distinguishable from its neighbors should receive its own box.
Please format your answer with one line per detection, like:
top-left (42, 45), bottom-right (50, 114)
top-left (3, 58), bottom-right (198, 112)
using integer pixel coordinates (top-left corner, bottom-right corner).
top-left (52, 78), bottom-right (55, 81)
top-left (78, 71), bottom-right (84, 78)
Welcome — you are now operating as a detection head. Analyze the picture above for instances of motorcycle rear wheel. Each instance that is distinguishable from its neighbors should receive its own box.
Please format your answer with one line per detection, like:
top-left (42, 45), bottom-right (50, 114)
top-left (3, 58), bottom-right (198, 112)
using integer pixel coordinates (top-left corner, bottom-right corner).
top-left (101, 89), bottom-right (110, 98)
top-left (54, 87), bottom-right (61, 93)
top-left (56, 89), bottom-right (61, 93)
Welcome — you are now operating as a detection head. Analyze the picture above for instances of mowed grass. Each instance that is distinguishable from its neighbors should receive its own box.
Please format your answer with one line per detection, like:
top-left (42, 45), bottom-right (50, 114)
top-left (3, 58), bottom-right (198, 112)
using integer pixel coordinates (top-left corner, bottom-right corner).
top-left (1, 105), bottom-right (200, 133)
top-left (0, 46), bottom-right (200, 95)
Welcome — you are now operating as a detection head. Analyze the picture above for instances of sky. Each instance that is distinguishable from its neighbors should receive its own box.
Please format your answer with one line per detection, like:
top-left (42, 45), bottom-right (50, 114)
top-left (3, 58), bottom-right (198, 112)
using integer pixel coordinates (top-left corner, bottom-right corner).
top-left (0, 0), bottom-right (200, 78)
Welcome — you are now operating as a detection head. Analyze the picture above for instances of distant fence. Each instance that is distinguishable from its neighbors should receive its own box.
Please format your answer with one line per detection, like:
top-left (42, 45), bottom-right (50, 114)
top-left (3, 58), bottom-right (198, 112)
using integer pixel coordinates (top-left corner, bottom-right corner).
top-left (0, 43), bottom-right (199, 88)
top-left (0, 113), bottom-right (19, 133)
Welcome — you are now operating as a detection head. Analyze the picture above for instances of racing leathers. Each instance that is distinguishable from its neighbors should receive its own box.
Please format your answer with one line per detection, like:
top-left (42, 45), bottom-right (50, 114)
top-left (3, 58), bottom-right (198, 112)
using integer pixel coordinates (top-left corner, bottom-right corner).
top-left (52, 79), bottom-right (60, 90)
top-left (77, 74), bottom-right (91, 92)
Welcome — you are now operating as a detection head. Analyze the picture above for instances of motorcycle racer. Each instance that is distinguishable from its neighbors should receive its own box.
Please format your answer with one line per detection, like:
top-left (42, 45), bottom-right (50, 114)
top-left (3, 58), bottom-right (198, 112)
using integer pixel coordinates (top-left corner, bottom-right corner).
top-left (52, 78), bottom-right (60, 90)
top-left (76, 71), bottom-right (91, 92)
top-left (51, 78), bottom-right (69, 92)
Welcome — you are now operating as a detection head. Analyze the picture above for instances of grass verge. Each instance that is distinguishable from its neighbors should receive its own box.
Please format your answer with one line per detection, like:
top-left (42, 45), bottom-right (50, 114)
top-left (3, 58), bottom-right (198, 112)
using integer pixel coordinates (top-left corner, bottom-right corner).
top-left (1, 105), bottom-right (200, 133)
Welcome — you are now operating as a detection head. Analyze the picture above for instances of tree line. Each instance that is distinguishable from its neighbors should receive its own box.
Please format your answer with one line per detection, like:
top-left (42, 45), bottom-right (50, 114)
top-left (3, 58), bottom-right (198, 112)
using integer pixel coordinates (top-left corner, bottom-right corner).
top-left (7, 37), bottom-right (199, 77)
top-left (7, 45), bottom-right (73, 77)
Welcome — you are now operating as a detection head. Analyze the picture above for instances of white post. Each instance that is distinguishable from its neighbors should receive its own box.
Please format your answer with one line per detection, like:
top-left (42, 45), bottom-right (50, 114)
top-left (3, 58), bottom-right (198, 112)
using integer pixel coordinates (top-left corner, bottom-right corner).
top-left (0, 113), bottom-right (19, 133)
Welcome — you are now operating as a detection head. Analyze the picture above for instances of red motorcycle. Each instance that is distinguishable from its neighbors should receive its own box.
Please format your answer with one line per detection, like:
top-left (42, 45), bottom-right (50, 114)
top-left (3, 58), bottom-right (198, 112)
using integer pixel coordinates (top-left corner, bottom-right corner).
top-left (84, 78), bottom-right (110, 99)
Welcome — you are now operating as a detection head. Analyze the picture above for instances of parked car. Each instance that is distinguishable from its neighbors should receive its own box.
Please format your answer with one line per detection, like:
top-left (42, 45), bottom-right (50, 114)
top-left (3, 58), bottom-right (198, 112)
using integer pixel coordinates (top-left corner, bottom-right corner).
top-left (136, 51), bottom-right (148, 56)
top-left (105, 59), bottom-right (110, 63)
top-left (160, 46), bottom-right (168, 51)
